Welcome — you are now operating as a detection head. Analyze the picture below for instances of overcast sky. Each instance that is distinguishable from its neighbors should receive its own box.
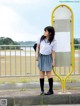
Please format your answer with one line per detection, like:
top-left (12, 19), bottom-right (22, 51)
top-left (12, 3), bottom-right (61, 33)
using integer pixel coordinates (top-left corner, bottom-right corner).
top-left (0, 0), bottom-right (80, 41)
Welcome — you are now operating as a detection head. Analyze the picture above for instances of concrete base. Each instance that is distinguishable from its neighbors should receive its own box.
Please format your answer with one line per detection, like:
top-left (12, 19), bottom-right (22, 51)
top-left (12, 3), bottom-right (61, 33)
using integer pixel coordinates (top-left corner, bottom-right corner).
top-left (0, 82), bottom-right (80, 105)
top-left (0, 94), bottom-right (80, 106)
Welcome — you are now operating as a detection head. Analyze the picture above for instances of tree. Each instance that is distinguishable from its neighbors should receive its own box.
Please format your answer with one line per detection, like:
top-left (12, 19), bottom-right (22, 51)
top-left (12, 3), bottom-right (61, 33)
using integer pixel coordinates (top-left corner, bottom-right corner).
top-left (74, 39), bottom-right (79, 44)
top-left (0, 37), bottom-right (20, 50)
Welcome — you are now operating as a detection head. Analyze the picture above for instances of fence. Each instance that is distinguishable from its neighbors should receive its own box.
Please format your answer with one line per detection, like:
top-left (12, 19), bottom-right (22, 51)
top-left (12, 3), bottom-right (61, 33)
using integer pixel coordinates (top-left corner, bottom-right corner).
top-left (0, 44), bottom-right (80, 78)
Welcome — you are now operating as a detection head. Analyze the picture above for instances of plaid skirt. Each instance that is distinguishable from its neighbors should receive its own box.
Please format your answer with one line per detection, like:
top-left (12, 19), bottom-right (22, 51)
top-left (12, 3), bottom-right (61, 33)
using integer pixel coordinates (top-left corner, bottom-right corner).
top-left (38, 53), bottom-right (53, 71)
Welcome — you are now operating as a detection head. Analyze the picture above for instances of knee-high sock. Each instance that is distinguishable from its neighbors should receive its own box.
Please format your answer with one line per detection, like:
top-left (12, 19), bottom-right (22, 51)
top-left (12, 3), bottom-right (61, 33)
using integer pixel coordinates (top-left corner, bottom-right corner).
top-left (48, 78), bottom-right (53, 92)
top-left (40, 78), bottom-right (44, 92)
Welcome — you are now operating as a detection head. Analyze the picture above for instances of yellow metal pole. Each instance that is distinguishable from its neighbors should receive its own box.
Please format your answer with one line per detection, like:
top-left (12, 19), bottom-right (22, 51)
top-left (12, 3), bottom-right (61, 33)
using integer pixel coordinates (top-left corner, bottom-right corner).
top-left (61, 80), bottom-right (65, 92)
top-left (53, 68), bottom-right (66, 92)
top-left (51, 4), bottom-right (74, 93)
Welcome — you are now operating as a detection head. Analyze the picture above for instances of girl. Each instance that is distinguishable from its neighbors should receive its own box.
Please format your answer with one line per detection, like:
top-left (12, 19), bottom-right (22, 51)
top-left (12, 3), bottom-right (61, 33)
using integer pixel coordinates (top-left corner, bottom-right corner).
top-left (36, 26), bottom-right (56, 95)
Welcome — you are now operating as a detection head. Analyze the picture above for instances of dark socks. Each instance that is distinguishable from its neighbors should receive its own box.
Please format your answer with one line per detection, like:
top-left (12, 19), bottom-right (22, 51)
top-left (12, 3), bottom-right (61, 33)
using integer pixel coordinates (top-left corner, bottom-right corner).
top-left (48, 78), bottom-right (53, 92)
top-left (40, 78), bottom-right (44, 92)
top-left (40, 78), bottom-right (53, 95)
top-left (45, 78), bottom-right (54, 95)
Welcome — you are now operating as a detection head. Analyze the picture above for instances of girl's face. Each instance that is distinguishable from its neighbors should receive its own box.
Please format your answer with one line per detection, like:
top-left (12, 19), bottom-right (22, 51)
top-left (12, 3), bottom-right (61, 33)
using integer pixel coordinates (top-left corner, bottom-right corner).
top-left (44, 30), bottom-right (50, 37)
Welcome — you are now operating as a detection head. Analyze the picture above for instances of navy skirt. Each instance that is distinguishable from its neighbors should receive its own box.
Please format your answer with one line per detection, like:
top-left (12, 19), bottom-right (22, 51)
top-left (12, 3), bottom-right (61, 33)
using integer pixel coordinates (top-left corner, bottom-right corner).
top-left (38, 53), bottom-right (53, 72)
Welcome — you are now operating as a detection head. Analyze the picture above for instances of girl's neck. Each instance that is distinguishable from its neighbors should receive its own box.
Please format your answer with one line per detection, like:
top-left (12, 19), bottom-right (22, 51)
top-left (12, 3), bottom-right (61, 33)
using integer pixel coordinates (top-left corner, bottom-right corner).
top-left (46, 36), bottom-right (49, 40)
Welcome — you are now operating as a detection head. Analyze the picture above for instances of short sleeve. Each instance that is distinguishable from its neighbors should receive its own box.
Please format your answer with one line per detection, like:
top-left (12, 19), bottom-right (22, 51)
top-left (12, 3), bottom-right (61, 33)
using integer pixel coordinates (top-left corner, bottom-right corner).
top-left (36, 37), bottom-right (40, 44)
top-left (52, 40), bottom-right (57, 52)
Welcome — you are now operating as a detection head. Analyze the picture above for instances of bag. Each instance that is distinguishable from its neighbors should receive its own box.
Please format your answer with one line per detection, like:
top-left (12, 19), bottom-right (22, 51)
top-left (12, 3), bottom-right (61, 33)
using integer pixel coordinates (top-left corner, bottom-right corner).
top-left (33, 43), bottom-right (37, 52)
top-left (33, 37), bottom-right (41, 52)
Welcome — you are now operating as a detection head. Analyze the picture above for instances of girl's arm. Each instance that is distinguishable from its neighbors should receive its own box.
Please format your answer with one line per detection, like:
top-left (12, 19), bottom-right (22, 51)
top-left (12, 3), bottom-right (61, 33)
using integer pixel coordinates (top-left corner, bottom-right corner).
top-left (52, 50), bottom-right (56, 67)
top-left (35, 44), bottom-right (40, 61)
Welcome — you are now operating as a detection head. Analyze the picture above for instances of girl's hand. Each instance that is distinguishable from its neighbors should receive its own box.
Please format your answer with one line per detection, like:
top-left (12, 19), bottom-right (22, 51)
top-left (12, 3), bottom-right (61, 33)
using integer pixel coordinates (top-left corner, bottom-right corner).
top-left (35, 55), bottom-right (38, 61)
top-left (52, 62), bottom-right (55, 68)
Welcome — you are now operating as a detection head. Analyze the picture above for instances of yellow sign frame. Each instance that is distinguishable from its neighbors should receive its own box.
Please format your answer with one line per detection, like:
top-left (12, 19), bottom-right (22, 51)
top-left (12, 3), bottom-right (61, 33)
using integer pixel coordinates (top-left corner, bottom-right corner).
top-left (51, 4), bottom-right (74, 92)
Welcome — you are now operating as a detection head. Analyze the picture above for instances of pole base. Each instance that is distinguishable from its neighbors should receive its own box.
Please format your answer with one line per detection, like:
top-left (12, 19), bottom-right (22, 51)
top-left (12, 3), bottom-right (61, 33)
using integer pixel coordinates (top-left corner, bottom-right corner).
top-left (58, 91), bottom-right (71, 94)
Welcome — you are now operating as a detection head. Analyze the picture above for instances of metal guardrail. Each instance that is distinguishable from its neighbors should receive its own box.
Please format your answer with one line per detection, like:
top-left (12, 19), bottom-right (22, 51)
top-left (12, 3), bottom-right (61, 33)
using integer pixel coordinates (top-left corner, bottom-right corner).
top-left (0, 44), bottom-right (80, 77)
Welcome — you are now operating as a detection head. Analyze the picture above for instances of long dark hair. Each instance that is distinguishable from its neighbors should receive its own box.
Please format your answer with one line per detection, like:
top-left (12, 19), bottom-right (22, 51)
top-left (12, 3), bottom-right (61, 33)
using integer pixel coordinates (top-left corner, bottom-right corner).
top-left (40, 26), bottom-right (55, 44)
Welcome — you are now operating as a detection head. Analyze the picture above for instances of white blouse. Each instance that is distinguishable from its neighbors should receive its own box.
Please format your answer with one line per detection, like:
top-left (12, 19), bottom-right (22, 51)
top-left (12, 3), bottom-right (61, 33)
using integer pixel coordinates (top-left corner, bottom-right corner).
top-left (36, 37), bottom-right (57, 55)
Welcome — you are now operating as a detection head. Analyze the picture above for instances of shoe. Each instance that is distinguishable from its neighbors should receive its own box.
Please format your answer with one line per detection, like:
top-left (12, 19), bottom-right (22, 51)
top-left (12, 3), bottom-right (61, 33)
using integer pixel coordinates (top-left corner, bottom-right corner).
top-left (45, 90), bottom-right (54, 95)
top-left (40, 91), bottom-right (45, 95)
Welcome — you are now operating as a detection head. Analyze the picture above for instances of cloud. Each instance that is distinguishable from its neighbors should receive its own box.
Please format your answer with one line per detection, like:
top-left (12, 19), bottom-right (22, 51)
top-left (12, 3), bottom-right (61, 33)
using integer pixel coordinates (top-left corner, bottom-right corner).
top-left (0, 0), bottom-right (41, 4)
top-left (0, 6), bottom-right (18, 37)
top-left (0, 5), bottom-right (41, 41)
top-left (0, 0), bottom-right (79, 39)
top-left (0, 0), bottom-right (58, 42)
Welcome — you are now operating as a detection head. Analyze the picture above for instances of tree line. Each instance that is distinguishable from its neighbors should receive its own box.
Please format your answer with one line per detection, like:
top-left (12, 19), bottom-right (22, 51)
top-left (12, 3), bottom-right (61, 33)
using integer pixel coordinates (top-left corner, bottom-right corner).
top-left (0, 37), bottom-right (80, 50)
top-left (0, 37), bottom-right (20, 49)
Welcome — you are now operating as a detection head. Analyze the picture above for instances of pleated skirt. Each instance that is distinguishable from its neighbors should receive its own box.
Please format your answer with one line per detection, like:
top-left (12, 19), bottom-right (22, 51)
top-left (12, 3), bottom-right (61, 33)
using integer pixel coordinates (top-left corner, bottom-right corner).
top-left (38, 53), bottom-right (53, 72)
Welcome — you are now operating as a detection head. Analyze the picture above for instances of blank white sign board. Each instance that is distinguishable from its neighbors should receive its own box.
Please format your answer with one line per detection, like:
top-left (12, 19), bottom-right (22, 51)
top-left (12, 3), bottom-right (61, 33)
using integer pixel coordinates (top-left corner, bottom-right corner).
top-left (55, 32), bottom-right (71, 52)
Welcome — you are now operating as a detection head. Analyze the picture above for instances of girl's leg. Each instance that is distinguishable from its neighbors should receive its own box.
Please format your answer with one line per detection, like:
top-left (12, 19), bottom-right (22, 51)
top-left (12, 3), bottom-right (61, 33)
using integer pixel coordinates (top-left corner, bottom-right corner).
top-left (46, 71), bottom-right (54, 95)
top-left (46, 71), bottom-right (53, 78)
top-left (39, 71), bottom-right (45, 94)
top-left (39, 71), bottom-right (45, 78)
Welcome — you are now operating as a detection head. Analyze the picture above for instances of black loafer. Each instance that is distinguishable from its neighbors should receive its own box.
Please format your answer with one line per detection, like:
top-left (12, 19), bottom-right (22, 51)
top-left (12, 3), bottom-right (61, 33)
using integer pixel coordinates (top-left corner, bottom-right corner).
top-left (45, 91), bottom-right (54, 95)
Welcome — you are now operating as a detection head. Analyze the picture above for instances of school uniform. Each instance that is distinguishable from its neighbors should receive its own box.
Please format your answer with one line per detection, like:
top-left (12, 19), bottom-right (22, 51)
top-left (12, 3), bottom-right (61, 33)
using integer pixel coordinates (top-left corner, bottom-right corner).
top-left (36, 37), bottom-right (56, 71)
